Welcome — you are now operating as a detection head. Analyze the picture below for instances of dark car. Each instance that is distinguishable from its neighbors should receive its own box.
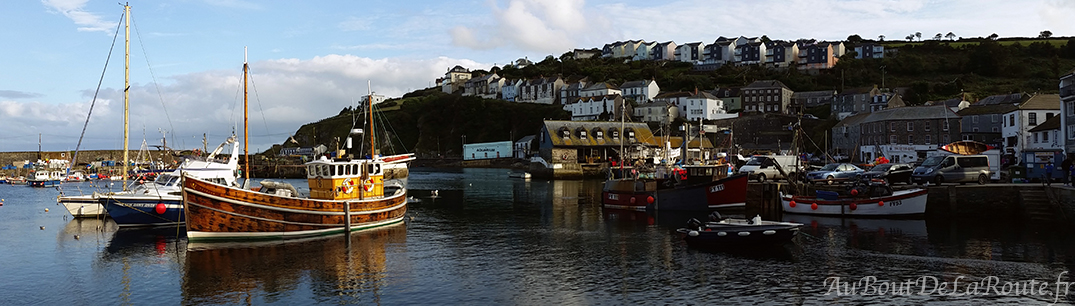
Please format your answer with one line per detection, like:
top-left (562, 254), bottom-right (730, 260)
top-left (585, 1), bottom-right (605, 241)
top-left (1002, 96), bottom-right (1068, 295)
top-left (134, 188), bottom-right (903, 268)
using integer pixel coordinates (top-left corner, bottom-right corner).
top-left (858, 163), bottom-right (914, 184)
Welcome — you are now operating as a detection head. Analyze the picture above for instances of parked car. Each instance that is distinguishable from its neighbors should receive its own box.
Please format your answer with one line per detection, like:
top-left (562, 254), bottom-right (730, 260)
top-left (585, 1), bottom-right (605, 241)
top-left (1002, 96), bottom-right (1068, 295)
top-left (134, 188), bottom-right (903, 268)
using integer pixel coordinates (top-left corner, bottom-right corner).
top-left (806, 163), bottom-right (864, 185)
top-left (911, 155), bottom-right (991, 185)
top-left (738, 155), bottom-right (805, 182)
top-left (858, 163), bottom-right (914, 184)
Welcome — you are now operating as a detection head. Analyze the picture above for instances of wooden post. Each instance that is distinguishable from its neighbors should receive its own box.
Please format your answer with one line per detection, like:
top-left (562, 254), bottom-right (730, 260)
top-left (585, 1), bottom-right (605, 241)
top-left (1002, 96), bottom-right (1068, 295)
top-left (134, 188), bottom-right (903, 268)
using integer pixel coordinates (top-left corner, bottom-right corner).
top-left (344, 201), bottom-right (351, 237)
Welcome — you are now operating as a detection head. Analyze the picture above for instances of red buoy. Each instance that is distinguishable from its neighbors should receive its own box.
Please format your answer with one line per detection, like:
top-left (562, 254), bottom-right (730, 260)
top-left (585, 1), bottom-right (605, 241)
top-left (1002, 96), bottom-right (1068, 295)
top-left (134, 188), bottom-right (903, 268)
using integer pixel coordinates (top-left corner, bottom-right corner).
top-left (154, 203), bottom-right (167, 214)
top-left (789, 200), bottom-right (796, 208)
top-left (878, 201), bottom-right (885, 207)
top-left (630, 197), bottom-right (636, 204)
top-left (811, 203), bottom-right (818, 210)
top-left (646, 196), bottom-right (654, 204)
top-left (849, 203), bottom-right (857, 210)
top-left (850, 189), bottom-right (858, 196)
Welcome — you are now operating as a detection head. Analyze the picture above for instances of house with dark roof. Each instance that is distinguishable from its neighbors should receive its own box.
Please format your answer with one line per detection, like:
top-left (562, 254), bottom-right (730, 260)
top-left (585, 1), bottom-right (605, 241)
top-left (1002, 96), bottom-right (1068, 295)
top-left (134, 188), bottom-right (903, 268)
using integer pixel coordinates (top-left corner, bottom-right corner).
top-left (792, 90), bottom-right (836, 110)
top-left (635, 100), bottom-right (678, 124)
top-left (564, 94), bottom-right (626, 121)
top-left (559, 77), bottom-right (590, 105)
top-left (652, 91), bottom-right (692, 120)
top-left (651, 41), bottom-right (677, 61)
top-left (853, 43), bottom-right (885, 59)
top-left (620, 80), bottom-right (660, 103)
top-left (534, 120), bottom-right (660, 178)
top-left (674, 42), bottom-right (705, 63)
top-left (441, 65), bottom-right (471, 94)
top-left (517, 76), bottom-right (564, 105)
top-left (764, 41), bottom-right (798, 68)
top-left (1001, 94), bottom-right (1061, 163)
top-left (830, 112), bottom-right (871, 162)
top-left (709, 88), bottom-right (742, 112)
top-left (741, 80), bottom-right (793, 114)
top-left (1027, 115), bottom-right (1063, 152)
top-left (956, 103), bottom-right (1016, 148)
top-left (734, 41), bottom-right (765, 66)
top-left (798, 41), bottom-right (844, 71)
top-left (856, 105), bottom-right (961, 163)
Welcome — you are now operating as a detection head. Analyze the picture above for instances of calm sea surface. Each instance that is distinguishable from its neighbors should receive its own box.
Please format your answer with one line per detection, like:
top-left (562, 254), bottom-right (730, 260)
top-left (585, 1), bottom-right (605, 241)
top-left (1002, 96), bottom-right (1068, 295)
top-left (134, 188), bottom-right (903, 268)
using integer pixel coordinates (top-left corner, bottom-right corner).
top-left (0, 168), bottom-right (1073, 305)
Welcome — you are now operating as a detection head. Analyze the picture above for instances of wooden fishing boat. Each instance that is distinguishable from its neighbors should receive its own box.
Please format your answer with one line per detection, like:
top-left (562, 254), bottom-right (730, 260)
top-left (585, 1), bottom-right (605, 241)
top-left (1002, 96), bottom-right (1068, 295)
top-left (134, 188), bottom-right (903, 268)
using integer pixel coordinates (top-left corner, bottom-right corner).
top-left (182, 55), bottom-right (406, 241)
top-left (940, 140), bottom-right (994, 155)
top-left (602, 164), bottom-right (749, 211)
top-left (676, 214), bottom-right (803, 247)
top-left (780, 177), bottom-right (928, 217)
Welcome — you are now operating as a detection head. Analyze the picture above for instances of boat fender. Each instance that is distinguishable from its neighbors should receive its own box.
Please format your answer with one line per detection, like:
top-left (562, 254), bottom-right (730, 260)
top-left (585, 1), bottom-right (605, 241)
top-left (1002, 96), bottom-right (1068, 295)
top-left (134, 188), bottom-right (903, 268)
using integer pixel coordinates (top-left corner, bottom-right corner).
top-left (878, 200), bottom-right (884, 207)
top-left (737, 232), bottom-right (750, 236)
top-left (763, 230), bottom-right (776, 235)
top-left (811, 203), bottom-right (818, 210)
top-left (646, 196), bottom-right (654, 204)
top-left (155, 203), bottom-right (167, 214)
top-left (630, 197), bottom-right (636, 204)
top-left (789, 200), bottom-right (796, 208)
top-left (363, 178), bottom-right (375, 192)
top-left (849, 203), bottom-right (857, 210)
top-left (688, 230), bottom-right (699, 237)
top-left (717, 232), bottom-right (727, 236)
top-left (850, 189), bottom-right (859, 196)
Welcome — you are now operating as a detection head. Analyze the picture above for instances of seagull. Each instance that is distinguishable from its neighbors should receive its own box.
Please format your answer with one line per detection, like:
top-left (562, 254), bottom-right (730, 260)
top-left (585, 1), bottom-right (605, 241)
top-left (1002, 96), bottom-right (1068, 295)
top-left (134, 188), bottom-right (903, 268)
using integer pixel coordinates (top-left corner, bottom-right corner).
top-left (431, 190), bottom-right (439, 197)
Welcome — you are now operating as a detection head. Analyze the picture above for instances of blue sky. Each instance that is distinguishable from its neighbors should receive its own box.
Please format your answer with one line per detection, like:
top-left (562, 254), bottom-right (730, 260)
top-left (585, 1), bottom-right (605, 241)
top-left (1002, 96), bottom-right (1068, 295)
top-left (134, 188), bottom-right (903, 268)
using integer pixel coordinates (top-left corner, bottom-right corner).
top-left (3, 0), bottom-right (1074, 153)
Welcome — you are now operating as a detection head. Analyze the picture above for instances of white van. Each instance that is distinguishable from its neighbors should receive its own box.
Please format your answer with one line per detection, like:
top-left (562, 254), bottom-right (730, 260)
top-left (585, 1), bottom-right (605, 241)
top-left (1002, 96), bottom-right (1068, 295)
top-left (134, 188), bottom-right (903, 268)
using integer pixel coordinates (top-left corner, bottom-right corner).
top-left (911, 154), bottom-right (991, 185)
top-left (738, 155), bottom-right (804, 182)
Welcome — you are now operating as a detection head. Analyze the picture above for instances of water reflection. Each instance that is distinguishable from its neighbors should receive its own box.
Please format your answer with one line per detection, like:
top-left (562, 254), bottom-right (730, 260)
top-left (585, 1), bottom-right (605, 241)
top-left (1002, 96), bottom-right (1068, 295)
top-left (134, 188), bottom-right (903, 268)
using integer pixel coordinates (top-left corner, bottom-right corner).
top-left (57, 217), bottom-right (118, 245)
top-left (181, 223), bottom-right (407, 305)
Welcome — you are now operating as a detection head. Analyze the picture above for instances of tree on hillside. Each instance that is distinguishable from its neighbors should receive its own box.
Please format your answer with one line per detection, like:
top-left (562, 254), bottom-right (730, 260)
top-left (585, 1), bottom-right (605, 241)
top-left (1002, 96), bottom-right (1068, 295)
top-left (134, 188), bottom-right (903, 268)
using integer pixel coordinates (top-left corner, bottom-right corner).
top-left (761, 35), bottom-right (772, 43)
top-left (847, 34), bottom-right (863, 44)
top-left (915, 32), bottom-right (922, 41)
top-left (1040, 30), bottom-right (1053, 38)
top-left (906, 34), bottom-right (914, 42)
top-left (934, 33), bottom-right (942, 40)
top-left (878, 34), bottom-right (885, 41)
top-left (945, 32), bottom-right (956, 41)
top-left (988, 33), bottom-right (999, 40)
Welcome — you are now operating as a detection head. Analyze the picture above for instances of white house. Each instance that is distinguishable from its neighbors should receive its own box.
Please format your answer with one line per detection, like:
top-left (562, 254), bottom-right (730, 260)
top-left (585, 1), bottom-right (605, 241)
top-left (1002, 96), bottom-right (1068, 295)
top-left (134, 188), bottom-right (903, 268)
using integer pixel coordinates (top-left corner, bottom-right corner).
top-left (500, 79), bottom-right (521, 102)
top-left (634, 101), bottom-right (678, 124)
top-left (634, 41), bottom-right (657, 61)
top-left (441, 65), bottom-right (471, 94)
top-left (1027, 115), bottom-right (1063, 152)
top-left (1001, 94), bottom-right (1061, 163)
top-left (654, 91), bottom-right (692, 116)
top-left (620, 80), bottom-right (659, 103)
top-left (684, 91), bottom-right (733, 121)
top-left (517, 76), bottom-right (564, 105)
top-left (580, 82), bottom-right (620, 98)
top-left (675, 42), bottom-right (705, 63)
top-left (566, 94), bottom-right (625, 121)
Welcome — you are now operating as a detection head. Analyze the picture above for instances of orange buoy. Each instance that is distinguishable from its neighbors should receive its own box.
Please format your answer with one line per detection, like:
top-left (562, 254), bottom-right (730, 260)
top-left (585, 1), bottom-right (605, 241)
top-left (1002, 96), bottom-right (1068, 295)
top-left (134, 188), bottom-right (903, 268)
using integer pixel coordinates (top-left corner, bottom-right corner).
top-left (789, 200), bottom-right (796, 208)
top-left (878, 200), bottom-right (885, 207)
top-left (811, 203), bottom-right (818, 210)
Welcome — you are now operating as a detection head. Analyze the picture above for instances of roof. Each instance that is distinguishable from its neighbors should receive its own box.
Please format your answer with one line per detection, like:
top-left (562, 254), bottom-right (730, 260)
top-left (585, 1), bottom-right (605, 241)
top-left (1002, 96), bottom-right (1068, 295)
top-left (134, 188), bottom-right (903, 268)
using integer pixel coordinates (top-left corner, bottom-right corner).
top-left (1018, 94), bottom-right (1060, 110)
top-left (925, 97), bottom-right (964, 107)
top-left (793, 90), bottom-right (836, 98)
top-left (834, 112), bottom-right (871, 127)
top-left (974, 93), bottom-right (1028, 106)
top-left (582, 82), bottom-right (618, 91)
top-left (620, 80), bottom-right (655, 88)
top-left (860, 105), bottom-right (959, 123)
top-left (956, 104), bottom-right (1018, 116)
top-left (654, 91), bottom-right (692, 99)
top-left (636, 101), bottom-right (675, 109)
top-left (709, 88), bottom-right (741, 98)
top-left (542, 120), bottom-right (660, 147)
top-left (691, 91), bottom-right (719, 100)
top-left (515, 135), bottom-right (536, 143)
top-left (1029, 115), bottom-right (1061, 132)
top-left (743, 80), bottom-right (789, 90)
top-left (667, 137), bottom-right (714, 149)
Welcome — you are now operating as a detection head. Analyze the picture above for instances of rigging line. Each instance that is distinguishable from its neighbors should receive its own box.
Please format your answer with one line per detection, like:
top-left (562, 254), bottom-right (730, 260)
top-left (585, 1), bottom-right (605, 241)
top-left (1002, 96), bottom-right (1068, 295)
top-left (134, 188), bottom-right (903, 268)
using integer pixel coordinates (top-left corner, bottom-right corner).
top-left (245, 68), bottom-right (271, 134)
top-left (130, 15), bottom-right (177, 145)
top-left (71, 14), bottom-right (124, 177)
top-left (372, 103), bottom-right (407, 152)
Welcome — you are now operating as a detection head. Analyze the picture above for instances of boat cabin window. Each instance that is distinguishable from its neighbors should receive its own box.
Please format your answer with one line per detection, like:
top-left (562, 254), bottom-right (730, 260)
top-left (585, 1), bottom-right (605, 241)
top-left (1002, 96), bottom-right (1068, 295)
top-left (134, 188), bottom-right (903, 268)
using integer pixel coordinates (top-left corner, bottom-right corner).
top-left (352, 164), bottom-right (359, 176)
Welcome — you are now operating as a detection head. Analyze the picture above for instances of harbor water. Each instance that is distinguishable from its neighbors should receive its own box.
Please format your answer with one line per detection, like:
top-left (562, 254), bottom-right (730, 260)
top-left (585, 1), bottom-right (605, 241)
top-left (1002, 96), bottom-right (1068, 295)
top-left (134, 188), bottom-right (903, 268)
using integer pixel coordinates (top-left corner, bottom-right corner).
top-left (0, 168), bottom-right (1072, 305)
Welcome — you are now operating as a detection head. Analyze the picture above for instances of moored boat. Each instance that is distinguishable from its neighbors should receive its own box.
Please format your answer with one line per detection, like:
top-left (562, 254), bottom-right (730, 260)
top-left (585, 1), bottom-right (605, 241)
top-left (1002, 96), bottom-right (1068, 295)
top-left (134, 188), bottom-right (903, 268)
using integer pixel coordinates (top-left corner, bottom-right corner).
top-left (780, 177), bottom-right (928, 217)
top-left (676, 214), bottom-right (803, 247)
top-left (58, 193), bottom-right (107, 218)
top-left (26, 169), bottom-right (63, 188)
top-left (602, 163), bottom-right (748, 211)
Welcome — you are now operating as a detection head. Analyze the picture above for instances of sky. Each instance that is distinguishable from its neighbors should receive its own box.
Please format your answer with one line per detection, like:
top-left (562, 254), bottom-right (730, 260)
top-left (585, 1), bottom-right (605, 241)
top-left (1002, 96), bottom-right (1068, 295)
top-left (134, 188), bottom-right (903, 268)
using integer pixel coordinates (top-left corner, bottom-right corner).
top-left (3, 0), bottom-right (1074, 154)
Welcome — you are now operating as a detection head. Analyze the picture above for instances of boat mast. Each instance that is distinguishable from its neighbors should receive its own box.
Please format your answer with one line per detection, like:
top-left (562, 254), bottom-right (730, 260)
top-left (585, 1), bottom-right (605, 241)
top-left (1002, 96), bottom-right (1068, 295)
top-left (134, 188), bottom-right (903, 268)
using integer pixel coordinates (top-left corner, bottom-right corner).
top-left (243, 47), bottom-right (250, 184)
top-left (368, 80), bottom-right (374, 158)
top-left (122, 3), bottom-right (130, 190)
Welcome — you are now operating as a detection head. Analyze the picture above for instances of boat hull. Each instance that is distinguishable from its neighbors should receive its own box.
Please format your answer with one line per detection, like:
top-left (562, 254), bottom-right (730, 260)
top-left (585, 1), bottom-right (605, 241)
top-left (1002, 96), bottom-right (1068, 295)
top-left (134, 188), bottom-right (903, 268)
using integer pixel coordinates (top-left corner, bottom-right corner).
top-left (602, 174), bottom-right (749, 211)
top-left (780, 188), bottom-right (929, 217)
top-left (58, 194), bottom-right (107, 218)
top-left (101, 195), bottom-right (184, 227)
top-left (27, 180), bottom-right (61, 188)
top-left (677, 220), bottom-right (802, 247)
top-left (182, 176), bottom-right (407, 241)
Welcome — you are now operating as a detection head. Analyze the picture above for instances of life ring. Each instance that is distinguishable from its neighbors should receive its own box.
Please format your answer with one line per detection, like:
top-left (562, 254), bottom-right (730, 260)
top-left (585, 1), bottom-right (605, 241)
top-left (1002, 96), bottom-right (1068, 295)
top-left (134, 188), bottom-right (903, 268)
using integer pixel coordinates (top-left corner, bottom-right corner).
top-left (562, 154), bottom-right (568, 160)
top-left (342, 178), bottom-right (356, 193)
top-left (363, 178), bottom-right (375, 192)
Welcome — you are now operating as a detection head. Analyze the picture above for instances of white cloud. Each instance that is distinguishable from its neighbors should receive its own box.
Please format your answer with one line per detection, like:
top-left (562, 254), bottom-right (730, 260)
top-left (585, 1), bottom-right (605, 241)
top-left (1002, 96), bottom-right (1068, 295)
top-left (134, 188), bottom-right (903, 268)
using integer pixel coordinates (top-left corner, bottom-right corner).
top-left (0, 55), bottom-right (485, 152)
top-left (450, 0), bottom-right (612, 53)
top-left (41, 0), bottom-right (118, 33)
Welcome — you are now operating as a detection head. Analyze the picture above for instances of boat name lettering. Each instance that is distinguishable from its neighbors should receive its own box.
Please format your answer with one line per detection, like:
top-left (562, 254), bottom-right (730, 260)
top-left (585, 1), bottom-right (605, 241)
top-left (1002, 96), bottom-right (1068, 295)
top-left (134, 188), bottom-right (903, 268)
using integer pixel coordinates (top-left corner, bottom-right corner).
top-left (888, 200), bottom-right (902, 207)
top-left (709, 184), bottom-right (725, 193)
top-left (608, 194), bottom-right (619, 200)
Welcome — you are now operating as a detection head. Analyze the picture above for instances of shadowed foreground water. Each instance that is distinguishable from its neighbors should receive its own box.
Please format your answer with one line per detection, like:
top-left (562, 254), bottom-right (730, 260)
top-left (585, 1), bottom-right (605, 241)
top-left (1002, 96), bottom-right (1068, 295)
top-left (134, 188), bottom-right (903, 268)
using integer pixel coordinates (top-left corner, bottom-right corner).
top-left (0, 168), bottom-right (1072, 305)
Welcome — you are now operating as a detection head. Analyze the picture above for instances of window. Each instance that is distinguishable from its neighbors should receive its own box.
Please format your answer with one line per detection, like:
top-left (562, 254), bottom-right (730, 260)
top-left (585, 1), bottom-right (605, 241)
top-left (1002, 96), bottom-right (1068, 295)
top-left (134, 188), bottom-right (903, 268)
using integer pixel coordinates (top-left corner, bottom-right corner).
top-left (1034, 133), bottom-right (1039, 143)
top-left (943, 134), bottom-right (950, 143)
top-left (943, 121), bottom-right (950, 131)
top-left (1009, 114), bottom-right (1015, 126)
top-left (962, 134), bottom-right (973, 141)
top-left (890, 135), bottom-right (897, 144)
top-left (907, 135), bottom-right (914, 144)
top-left (1069, 101), bottom-right (1075, 116)
top-left (972, 116), bottom-right (979, 124)
top-left (925, 135), bottom-right (931, 144)
top-left (1043, 131), bottom-right (1049, 142)
top-left (1029, 113), bottom-right (1037, 125)
top-left (1069, 124), bottom-right (1075, 140)
top-left (925, 122), bottom-right (931, 132)
top-left (992, 127), bottom-right (998, 132)
top-left (992, 114), bottom-right (999, 122)
top-left (907, 122), bottom-right (913, 131)
top-left (890, 122), bottom-right (897, 132)
top-left (973, 127), bottom-right (979, 132)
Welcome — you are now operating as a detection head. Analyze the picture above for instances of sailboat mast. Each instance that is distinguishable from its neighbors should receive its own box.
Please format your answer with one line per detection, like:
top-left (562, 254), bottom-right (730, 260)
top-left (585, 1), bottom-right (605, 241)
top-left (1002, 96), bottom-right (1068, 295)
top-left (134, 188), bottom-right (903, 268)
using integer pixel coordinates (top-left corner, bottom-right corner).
top-left (368, 80), bottom-right (374, 158)
top-left (122, 3), bottom-right (130, 190)
top-left (243, 47), bottom-right (250, 184)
